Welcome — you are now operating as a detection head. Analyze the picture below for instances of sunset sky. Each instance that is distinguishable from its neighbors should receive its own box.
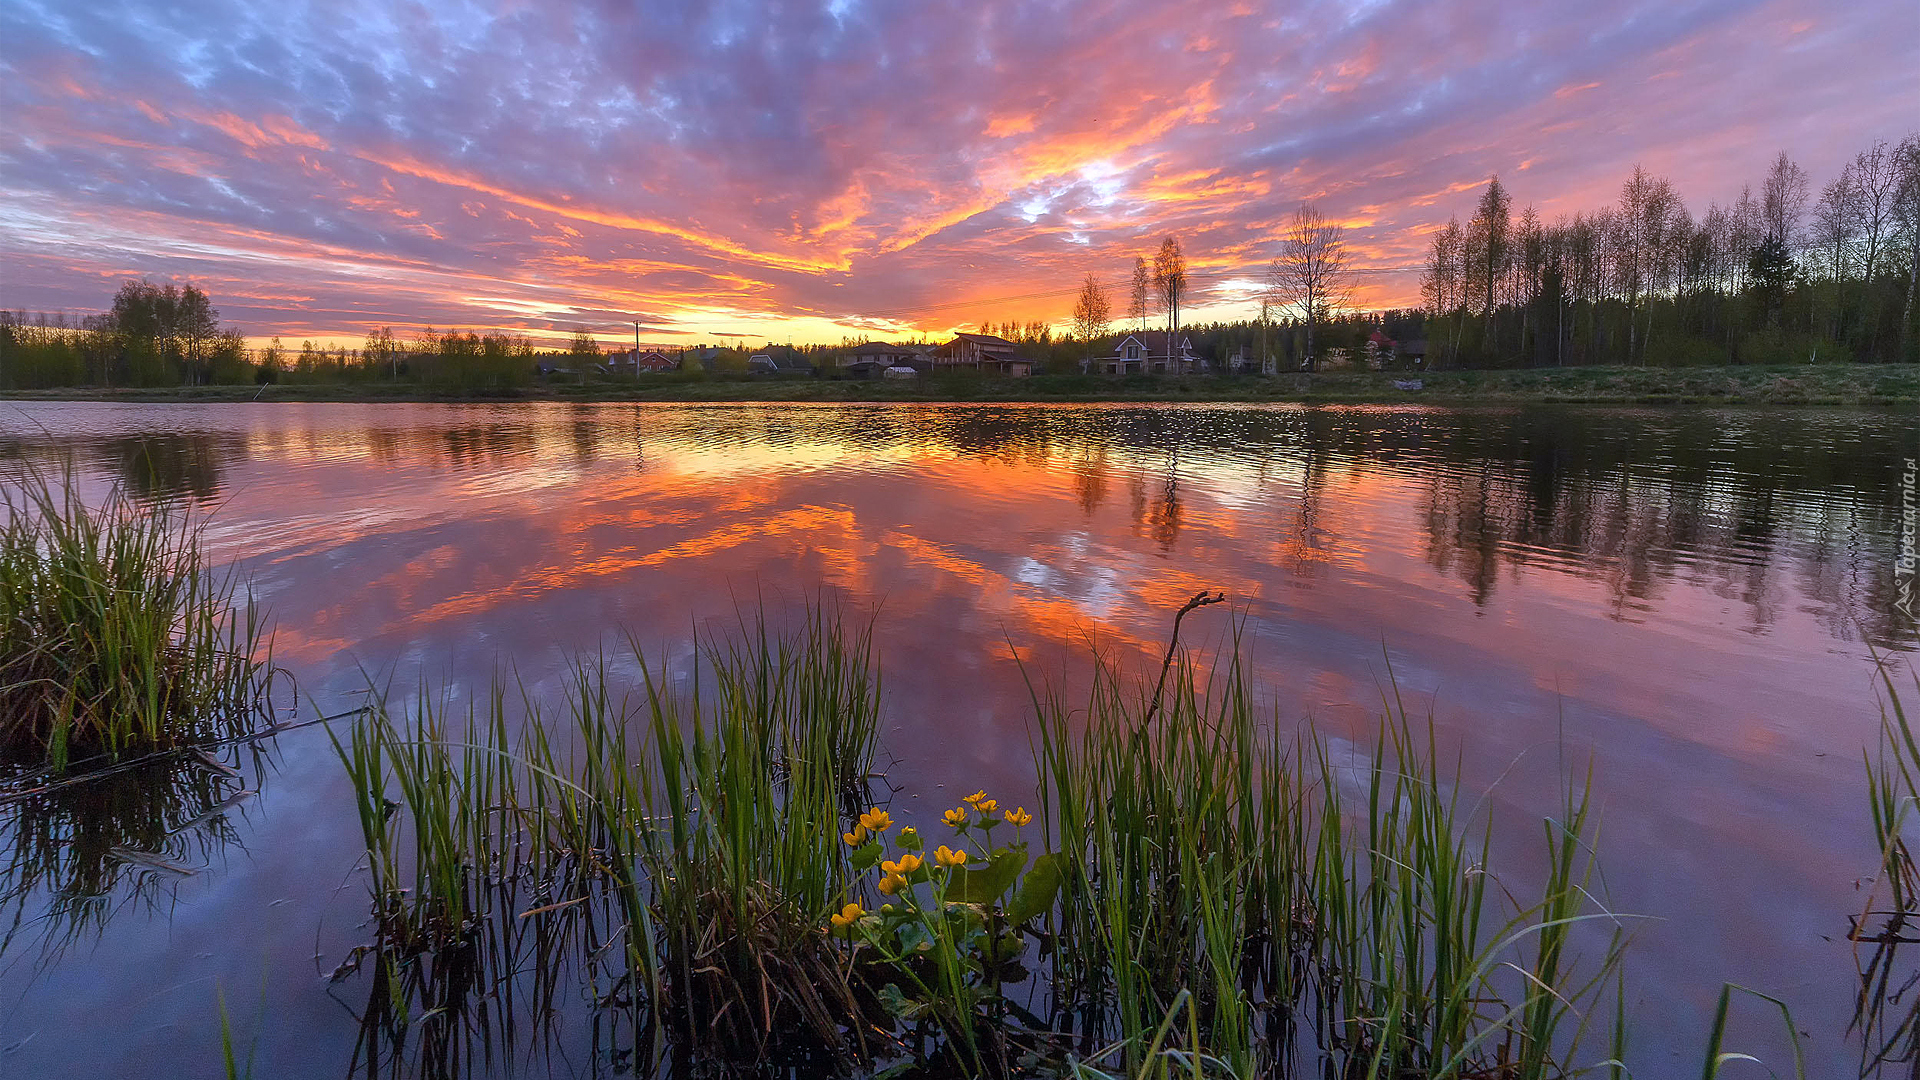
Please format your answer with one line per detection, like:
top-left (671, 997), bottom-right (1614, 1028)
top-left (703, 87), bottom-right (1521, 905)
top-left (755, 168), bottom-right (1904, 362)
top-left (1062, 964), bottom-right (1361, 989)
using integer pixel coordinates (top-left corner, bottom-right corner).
top-left (1, 0), bottom-right (1913, 347)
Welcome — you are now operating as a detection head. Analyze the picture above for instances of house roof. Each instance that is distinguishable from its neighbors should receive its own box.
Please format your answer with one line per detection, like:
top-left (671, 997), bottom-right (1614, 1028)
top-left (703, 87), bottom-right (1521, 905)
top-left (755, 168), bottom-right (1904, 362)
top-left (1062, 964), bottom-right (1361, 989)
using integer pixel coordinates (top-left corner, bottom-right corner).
top-left (935, 333), bottom-right (1024, 359)
top-left (749, 348), bottom-right (814, 370)
top-left (848, 341), bottom-right (910, 356)
top-left (1112, 331), bottom-right (1194, 356)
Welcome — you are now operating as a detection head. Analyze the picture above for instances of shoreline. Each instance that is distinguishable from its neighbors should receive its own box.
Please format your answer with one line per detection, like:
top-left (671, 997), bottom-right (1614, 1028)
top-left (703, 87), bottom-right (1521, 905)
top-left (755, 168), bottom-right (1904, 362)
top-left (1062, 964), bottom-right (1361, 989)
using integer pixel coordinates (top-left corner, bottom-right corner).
top-left (3, 362), bottom-right (1916, 407)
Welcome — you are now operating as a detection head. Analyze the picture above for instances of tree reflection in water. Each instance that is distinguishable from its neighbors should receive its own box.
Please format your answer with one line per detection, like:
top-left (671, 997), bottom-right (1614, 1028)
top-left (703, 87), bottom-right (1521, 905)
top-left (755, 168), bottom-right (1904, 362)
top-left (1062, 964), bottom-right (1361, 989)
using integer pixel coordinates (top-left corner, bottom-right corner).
top-left (0, 746), bottom-right (263, 965)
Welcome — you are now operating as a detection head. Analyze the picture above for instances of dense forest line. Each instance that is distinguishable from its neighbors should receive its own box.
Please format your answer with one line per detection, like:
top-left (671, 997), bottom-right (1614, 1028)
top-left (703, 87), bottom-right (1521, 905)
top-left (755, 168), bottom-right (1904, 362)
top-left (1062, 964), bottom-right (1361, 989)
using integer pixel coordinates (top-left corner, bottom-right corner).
top-left (1418, 136), bottom-right (1920, 367)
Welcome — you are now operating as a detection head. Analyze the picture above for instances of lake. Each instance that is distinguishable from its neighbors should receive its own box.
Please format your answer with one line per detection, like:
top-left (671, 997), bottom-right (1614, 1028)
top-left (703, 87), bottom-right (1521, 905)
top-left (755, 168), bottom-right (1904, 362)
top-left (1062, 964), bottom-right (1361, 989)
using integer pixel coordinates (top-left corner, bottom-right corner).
top-left (0, 399), bottom-right (1914, 1077)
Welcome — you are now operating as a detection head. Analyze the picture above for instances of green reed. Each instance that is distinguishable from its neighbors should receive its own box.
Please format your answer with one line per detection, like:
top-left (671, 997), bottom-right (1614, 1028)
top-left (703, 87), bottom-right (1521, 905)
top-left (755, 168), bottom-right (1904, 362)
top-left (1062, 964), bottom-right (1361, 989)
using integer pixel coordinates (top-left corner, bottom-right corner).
top-left (335, 607), bottom-right (885, 1072)
top-left (332, 678), bottom-right (644, 1077)
top-left (0, 468), bottom-right (274, 770)
top-left (626, 607), bottom-right (882, 1059)
top-left (1852, 662), bottom-right (1920, 1073)
top-left (1034, 635), bottom-right (1628, 1078)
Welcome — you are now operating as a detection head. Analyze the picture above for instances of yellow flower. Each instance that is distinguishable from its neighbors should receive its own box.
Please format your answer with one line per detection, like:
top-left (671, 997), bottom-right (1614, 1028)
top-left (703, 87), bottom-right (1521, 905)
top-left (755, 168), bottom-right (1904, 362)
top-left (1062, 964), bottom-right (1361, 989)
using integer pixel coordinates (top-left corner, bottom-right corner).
top-left (934, 845), bottom-right (969, 868)
top-left (1005, 807), bottom-right (1032, 827)
top-left (829, 902), bottom-right (865, 929)
top-left (842, 825), bottom-right (868, 847)
top-left (942, 806), bottom-right (969, 828)
top-left (975, 799), bottom-right (998, 815)
top-left (878, 872), bottom-right (908, 896)
top-left (962, 790), bottom-right (988, 807)
top-left (898, 826), bottom-right (919, 844)
top-left (858, 808), bottom-right (894, 834)
top-left (881, 853), bottom-right (924, 875)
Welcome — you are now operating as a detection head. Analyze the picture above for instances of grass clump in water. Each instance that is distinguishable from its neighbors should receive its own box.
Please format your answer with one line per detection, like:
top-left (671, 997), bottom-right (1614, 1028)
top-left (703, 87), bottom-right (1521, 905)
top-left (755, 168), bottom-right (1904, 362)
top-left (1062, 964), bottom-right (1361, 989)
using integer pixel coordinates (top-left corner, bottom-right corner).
top-left (335, 608), bottom-right (889, 1075)
top-left (0, 470), bottom-right (275, 771)
top-left (1035, 627), bottom-right (1629, 1079)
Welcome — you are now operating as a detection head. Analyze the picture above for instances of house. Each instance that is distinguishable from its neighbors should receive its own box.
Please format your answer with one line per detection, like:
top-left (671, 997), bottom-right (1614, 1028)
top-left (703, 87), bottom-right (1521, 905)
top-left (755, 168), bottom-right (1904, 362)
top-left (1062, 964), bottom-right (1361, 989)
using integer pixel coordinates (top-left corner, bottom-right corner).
top-left (842, 341), bottom-right (933, 379)
top-left (1086, 331), bottom-right (1200, 375)
top-left (1222, 344), bottom-right (1272, 375)
top-left (931, 333), bottom-right (1035, 377)
top-left (747, 345), bottom-right (815, 375)
top-left (606, 348), bottom-right (678, 374)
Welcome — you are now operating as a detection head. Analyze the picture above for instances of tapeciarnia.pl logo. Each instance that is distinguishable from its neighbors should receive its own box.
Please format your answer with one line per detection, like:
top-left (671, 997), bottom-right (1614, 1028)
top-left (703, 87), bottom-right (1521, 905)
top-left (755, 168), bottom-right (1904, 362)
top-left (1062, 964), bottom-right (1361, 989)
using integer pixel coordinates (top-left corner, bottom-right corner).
top-left (1899, 456), bottom-right (1916, 622)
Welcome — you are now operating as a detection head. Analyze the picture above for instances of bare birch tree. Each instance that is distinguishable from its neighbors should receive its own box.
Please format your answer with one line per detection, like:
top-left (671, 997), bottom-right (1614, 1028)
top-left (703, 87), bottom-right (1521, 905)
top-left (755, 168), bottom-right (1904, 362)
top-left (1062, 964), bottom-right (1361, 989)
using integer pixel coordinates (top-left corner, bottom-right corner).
top-left (1897, 135), bottom-right (1920, 360)
top-left (1128, 257), bottom-right (1151, 331)
top-left (1151, 237), bottom-right (1187, 346)
top-left (1269, 202), bottom-right (1352, 372)
top-left (1420, 216), bottom-right (1465, 367)
top-left (1762, 150), bottom-right (1811, 250)
top-left (1071, 273), bottom-right (1112, 343)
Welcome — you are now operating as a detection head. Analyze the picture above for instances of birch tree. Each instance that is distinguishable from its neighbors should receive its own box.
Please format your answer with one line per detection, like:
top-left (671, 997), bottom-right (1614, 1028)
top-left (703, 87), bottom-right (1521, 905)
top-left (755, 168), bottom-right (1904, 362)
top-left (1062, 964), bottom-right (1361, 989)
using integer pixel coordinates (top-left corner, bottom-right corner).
top-left (1151, 237), bottom-right (1187, 345)
top-left (1762, 150), bottom-right (1811, 250)
top-left (1269, 203), bottom-right (1352, 372)
top-left (1128, 257), bottom-right (1151, 331)
top-left (1071, 273), bottom-right (1112, 343)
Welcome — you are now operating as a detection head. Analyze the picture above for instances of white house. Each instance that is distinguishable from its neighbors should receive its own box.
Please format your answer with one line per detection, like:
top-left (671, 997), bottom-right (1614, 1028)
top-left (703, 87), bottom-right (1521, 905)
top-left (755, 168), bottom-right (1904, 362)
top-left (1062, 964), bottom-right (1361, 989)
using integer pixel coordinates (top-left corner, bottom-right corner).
top-left (1086, 331), bottom-right (1200, 375)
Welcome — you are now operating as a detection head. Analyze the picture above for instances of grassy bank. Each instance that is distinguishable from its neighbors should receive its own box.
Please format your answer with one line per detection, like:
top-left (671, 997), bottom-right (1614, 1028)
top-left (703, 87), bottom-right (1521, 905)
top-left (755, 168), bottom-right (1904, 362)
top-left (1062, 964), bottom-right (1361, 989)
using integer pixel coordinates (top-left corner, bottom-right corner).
top-left (4, 362), bottom-right (1918, 407)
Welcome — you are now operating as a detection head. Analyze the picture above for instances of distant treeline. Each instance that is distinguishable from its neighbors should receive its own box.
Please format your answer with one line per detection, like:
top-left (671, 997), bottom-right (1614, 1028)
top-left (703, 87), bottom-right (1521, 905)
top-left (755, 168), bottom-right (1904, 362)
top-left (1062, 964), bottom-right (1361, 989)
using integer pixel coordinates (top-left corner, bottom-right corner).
top-left (0, 284), bottom-right (538, 391)
top-left (0, 287), bottom-right (1423, 390)
top-left (1418, 135), bottom-right (1920, 367)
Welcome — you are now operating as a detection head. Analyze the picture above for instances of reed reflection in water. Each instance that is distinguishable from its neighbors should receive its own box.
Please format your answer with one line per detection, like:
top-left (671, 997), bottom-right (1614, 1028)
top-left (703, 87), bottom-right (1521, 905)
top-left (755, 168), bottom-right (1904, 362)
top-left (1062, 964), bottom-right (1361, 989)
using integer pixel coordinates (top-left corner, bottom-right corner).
top-left (0, 399), bottom-right (1911, 1077)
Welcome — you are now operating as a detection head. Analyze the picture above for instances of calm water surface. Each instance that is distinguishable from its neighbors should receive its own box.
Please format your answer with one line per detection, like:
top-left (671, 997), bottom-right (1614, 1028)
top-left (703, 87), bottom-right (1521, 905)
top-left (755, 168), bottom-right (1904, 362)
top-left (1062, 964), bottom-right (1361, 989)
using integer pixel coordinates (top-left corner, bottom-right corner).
top-left (0, 400), bottom-right (1914, 1077)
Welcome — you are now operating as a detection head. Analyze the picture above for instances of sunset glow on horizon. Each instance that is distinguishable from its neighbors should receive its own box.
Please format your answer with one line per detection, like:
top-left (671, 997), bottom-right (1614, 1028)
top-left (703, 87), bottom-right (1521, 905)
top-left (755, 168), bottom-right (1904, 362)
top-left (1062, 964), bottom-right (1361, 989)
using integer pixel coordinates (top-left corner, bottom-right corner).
top-left (2, 0), bottom-right (1913, 347)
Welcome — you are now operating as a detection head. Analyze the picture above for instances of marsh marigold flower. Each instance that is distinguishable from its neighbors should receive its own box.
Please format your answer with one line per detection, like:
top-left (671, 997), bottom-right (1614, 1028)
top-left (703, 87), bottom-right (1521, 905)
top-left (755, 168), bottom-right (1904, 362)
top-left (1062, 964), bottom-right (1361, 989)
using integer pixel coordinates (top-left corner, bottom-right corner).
top-left (858, 808), bottom-right (893, 834)
top-left (942, 806), bottom-right (968, 828)
top-left (975, 799), bottom-right (998, 815)
top-left (829, 902), bottom-right (864, 929)
top-left (881, 853), bottom-right (923, 875)
top-left (934, 845), bottom-right (969, 868)
top-left (1005, 807), bottom-right (1032, 827)
top-left (962, 790), bottom-right (988, 807)
top-left (842, 825), bottom-right (867, 847)
top-left (878, 872), bottom-right (908, 896)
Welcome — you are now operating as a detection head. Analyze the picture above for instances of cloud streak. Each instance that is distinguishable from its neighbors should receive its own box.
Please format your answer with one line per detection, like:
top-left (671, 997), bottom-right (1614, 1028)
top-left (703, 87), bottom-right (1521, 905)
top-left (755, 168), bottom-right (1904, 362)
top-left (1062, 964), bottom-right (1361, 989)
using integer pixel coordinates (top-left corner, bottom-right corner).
top-left (0, 0), bottom-right (1912, 344)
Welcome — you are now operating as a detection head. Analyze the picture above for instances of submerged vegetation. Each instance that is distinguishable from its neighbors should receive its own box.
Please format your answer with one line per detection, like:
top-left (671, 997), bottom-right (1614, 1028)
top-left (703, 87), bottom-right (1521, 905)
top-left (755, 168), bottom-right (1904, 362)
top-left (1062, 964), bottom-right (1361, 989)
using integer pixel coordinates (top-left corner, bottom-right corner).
top-left (0, 470), bottom-right (276, 771)
top-left (333, 603), bottom-right (1651, 1078)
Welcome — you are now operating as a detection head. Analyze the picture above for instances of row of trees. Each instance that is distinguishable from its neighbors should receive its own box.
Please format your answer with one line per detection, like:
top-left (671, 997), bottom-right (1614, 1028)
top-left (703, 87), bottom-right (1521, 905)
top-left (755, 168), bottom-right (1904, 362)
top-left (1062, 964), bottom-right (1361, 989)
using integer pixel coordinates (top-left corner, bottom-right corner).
top-left (1065, 214), bottom-right (1354, 372)
top-left (1068, 238), bottom-right (1195, 346)
top-left (0, 281), bottom-right (252, 387)
top-left (1420, 135), bottom-right (1920, 367)
top-left (0, 289), bottom-right (541, 390)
